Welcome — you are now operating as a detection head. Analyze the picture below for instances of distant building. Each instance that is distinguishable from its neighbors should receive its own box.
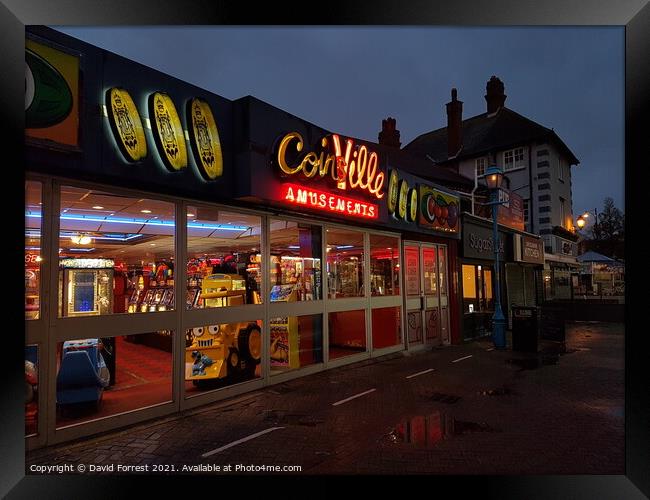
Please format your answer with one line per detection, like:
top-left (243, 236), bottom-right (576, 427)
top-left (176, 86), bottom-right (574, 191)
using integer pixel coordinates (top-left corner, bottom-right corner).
top-left (401, 76), bottom-right (581, 300)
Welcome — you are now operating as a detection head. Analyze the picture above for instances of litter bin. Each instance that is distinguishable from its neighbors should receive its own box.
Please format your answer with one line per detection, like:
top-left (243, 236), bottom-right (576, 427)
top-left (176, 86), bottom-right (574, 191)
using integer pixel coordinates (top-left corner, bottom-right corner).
top-left (511, 306), bottom-right (540, 352)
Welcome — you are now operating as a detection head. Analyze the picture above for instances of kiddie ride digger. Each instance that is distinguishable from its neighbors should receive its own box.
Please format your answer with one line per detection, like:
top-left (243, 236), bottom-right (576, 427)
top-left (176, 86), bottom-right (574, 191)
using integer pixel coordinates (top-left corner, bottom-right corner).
top-left (185, 273), bottom-right (262, 388)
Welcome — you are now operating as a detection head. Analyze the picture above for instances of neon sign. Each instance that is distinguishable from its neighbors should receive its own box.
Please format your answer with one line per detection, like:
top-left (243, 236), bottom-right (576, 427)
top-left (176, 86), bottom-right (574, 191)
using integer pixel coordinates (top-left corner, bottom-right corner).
top-left (281, 183), bottom-right (378, 219)
top-left (276, 132), bottom-right (385, 199)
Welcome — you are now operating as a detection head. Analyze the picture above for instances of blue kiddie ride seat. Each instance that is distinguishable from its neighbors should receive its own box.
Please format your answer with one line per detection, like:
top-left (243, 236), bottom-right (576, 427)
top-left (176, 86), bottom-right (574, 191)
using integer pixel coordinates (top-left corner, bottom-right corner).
top-left (56, 339), bottom-right (110, 407)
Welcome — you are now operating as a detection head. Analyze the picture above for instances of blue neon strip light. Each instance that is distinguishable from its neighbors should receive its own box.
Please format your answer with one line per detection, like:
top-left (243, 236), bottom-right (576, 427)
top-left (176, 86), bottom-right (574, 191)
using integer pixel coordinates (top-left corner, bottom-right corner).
top-left (25, 213), bottom-right (248, 232)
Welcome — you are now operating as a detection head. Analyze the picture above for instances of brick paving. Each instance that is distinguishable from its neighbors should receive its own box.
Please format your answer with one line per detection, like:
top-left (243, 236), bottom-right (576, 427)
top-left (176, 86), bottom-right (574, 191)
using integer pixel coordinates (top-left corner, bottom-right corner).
top-left (25, 321), bottom-right (624, 475)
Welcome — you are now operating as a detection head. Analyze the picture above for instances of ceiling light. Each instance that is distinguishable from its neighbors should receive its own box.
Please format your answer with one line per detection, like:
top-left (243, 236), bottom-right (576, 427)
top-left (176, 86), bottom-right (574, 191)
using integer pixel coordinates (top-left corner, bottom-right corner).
top-left (92, 206), bottom-right (104, 210)
top-left (141, 209), bottom-right (152, 214)
top-left (187, 213), bottom-right (195, 217)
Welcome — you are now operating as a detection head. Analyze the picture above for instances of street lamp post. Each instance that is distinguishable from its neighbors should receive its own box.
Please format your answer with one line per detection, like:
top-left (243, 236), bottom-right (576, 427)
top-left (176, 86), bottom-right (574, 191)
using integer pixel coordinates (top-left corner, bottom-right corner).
top-left (485, 164), bottom-right (507, 350)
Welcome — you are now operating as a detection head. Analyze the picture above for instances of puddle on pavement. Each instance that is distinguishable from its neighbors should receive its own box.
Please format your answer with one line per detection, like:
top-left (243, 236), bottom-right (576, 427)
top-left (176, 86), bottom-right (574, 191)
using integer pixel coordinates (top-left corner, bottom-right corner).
top-left (381, 412), bottom-right (500, 449)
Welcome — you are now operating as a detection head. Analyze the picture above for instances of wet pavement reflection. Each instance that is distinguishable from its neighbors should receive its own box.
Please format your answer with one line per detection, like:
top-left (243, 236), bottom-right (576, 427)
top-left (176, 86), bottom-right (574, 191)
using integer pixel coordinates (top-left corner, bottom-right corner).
top-left (384, 412), bottom-right (500, 448)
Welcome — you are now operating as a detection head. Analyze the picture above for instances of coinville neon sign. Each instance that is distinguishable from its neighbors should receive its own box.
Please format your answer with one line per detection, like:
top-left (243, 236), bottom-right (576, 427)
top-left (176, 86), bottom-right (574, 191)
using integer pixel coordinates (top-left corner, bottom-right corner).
top-left (282, 184), bottom-right (378, 219)
top-left (276, 132), bottom-right (385, 199)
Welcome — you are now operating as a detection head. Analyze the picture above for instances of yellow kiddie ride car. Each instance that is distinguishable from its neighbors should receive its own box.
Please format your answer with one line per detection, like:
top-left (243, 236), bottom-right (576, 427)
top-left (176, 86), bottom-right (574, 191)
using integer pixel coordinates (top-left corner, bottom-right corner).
top-left (185, 322), bottom-right (261, 387)
top-left (185, 273), bottom-right (261, 387)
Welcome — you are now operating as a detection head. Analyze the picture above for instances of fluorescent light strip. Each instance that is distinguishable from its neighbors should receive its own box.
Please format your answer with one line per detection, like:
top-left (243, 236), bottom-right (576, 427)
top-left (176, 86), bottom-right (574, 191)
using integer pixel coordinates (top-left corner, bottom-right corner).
top-left (26, 230), bottom-right (144, 242)
top-left (26, 213), bottom-right (248, 232)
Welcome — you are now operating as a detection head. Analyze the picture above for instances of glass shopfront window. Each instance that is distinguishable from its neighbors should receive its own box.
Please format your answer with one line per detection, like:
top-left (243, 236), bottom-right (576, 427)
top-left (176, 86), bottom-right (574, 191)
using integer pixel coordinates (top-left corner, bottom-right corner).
top-left (270, 314), bottom-right (323, 374)
top-left (369, 234), bottom-right (400, 296)
top-left (326, 228), bottom-right (364, 299)
top-left (186, 206), bottom-right (262, 309)
top-left (55, 332), bottom-right (173, 428)
top-left (58, 186), bottom-right (175, 317)
top-left (25, 181), bottom-right (42, 320)
top-left (184, 320), bottom-right (262, 394)
top-left (269, 219), bottom-right (322, 302)
top-left (328, 310), bottom-right (366, 359)
top-left (462, 264), bottom-right (494, 313)
top-left (372, 307), bottom-right (402, 349)
top-left (25, 345), bottom-right (39, 436)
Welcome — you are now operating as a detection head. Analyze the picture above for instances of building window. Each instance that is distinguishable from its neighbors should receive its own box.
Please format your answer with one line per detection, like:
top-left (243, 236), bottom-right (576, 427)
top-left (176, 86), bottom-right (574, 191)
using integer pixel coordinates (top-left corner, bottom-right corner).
top-left (58, 185), bottom-right (176, 317)
top-left (538, 183), bottom-right (551, 190)
top-left (475, 158), bottom-right (487, 177)
top-left (270, 314), bottom-right (322, 375)
top-left (504, 147), bottom-right (525, 171)
top-left (539, 206), bottom-right (551, 213)
top-left (539, 217), bottom-right (551, 224)
top-left (25, 181), bottom-right (42, 321)
top-left (269, 219), bottom-right (322, 302)
top-left (186, 206), bottom-right (262, 309)
top-left (537, 149), bottom-right (549, 157)
top-left (538, 194), bottom-right (551, 202)
top-left (462, 264), bottom-right (494, 314)
top-left (537, 172), bottom-right (550, 179)
top-left (369, 234), bottom-right (400, 296)
top-left (326, 228), bottom-right (364, 299)
top-left (560, 197), bottom-right (566, 228)
top-left (558, 158), bottom-right (564, 181)
top-left (537, 160), bottom-right (550, 168)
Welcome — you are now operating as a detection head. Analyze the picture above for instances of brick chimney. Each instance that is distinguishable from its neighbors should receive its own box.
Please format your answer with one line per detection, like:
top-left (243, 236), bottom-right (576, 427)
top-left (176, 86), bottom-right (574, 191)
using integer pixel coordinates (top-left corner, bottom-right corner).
top-left (378, 117), bottom-right (401, 149)
top-left (446, 88), bottom-right (463, 158)
top-left (485, 75), bottom-right (507, 114)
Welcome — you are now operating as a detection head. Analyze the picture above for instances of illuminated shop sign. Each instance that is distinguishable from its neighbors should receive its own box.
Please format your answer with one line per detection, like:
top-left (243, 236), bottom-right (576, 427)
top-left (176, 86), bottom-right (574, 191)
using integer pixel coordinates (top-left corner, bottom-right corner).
top-left (275, 132), bottom-right (385, 200)
top-left (418, 185), bottom-right (460, 234)
top-left (103, 88), bottom-right (225, 180)
top-left (105, 88), bottom-right (147, 162)
top-left (25, 39), bottom-right (79, 147)
top-left (60, 258), bottom-right (115, 269)
top-left (188, 98), bottom-right (223, 180)
top-left (386, 169), bottom-right (418, 223)
top-left (281, 183), bottom-right (378, 219)
top-left (148, 92), bottom-right (188, 171)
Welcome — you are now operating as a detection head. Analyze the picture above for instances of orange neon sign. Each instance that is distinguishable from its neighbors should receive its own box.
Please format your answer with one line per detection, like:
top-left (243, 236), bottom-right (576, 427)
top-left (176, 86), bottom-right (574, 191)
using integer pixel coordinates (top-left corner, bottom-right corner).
top-left (281, 183), bottom-right (378, 219)
top-left (276, 132), bottom-right (385, 199)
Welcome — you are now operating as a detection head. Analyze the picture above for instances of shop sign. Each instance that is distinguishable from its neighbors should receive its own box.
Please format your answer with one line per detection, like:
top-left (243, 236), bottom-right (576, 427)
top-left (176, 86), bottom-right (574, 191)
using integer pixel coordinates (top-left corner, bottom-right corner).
top-left (419, 185), bottom-right (460, 234)
top-left (476, 189), bottom-right (524, 231)
top-left (463, 223), bottom-right (506, 260)
top-left (386, 169), bottom-right (418, 223)
top-left (25, 39), bottom-right (79, 147)
top-left (60, 258), bottom-right (115, 269)
top-left (521, 235), bottom-right (544, 264)
top-left (106, 87), bottom-right (147, 162)
top-left (25, 253), bottom-right (41, 266)
top-left (148, 92), bottom-right (188, 171)
top-left (188, 98), bottom-right (223, 180)
top-left (275, 132), bottom-right (385, 200)
top-left (404, 246), bottom-right (420, 295)
top-left (280, 183), bottom-right (378, 219)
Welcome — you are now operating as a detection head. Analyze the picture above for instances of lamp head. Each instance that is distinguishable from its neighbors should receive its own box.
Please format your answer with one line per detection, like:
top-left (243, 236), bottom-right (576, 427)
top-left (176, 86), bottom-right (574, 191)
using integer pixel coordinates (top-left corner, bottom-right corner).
top-left (485, 164), bottom-right (504, 190)
top-left (576, 216), bottom-right (586, 229)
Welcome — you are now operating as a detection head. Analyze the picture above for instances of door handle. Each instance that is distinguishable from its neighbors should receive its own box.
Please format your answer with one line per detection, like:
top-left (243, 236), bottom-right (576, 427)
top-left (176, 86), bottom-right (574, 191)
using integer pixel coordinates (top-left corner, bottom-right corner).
top-left (420, 295), bottom-right (425, 310)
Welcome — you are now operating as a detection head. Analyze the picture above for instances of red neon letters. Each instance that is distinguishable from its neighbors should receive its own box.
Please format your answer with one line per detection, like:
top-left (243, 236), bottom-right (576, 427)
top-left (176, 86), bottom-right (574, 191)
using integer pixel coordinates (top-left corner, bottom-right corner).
top-left (281, 183), bottom-right (378, 219)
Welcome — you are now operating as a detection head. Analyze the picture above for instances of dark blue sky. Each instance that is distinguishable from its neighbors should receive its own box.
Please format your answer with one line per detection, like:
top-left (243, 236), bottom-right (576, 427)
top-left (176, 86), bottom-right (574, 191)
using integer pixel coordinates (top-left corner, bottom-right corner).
top-left (56, 26), bottom-right (624, 217)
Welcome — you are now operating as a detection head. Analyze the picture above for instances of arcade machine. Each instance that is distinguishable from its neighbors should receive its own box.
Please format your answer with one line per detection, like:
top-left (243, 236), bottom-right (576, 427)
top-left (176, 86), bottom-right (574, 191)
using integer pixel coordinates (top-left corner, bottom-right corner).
top-left (59, 258), bottom-right (114, 317)
top-left (139, 261), bottom-right (175, 351)
top-left (127, 275), bottom-right (147, 313)
top-left (200, 273), bottom-right (247, 307)
top-left (25, 254), bottom-right (40, 320)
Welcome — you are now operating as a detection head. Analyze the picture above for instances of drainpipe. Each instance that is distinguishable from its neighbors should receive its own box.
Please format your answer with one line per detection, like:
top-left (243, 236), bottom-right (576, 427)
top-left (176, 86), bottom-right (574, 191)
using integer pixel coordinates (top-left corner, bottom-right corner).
top-left (471, 169), bottom-right (479, 215)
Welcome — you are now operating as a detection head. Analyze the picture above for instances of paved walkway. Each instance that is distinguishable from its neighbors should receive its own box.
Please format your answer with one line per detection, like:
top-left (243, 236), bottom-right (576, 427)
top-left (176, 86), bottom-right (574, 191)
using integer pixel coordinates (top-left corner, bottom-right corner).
top-left (25, 322), bottom-right (624, 475)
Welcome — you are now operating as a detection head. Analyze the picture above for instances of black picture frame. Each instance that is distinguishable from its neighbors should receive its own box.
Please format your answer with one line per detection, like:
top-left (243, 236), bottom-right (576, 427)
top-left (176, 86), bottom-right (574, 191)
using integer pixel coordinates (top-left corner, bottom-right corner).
top-left (2, 1), bottom-right (647, 497)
